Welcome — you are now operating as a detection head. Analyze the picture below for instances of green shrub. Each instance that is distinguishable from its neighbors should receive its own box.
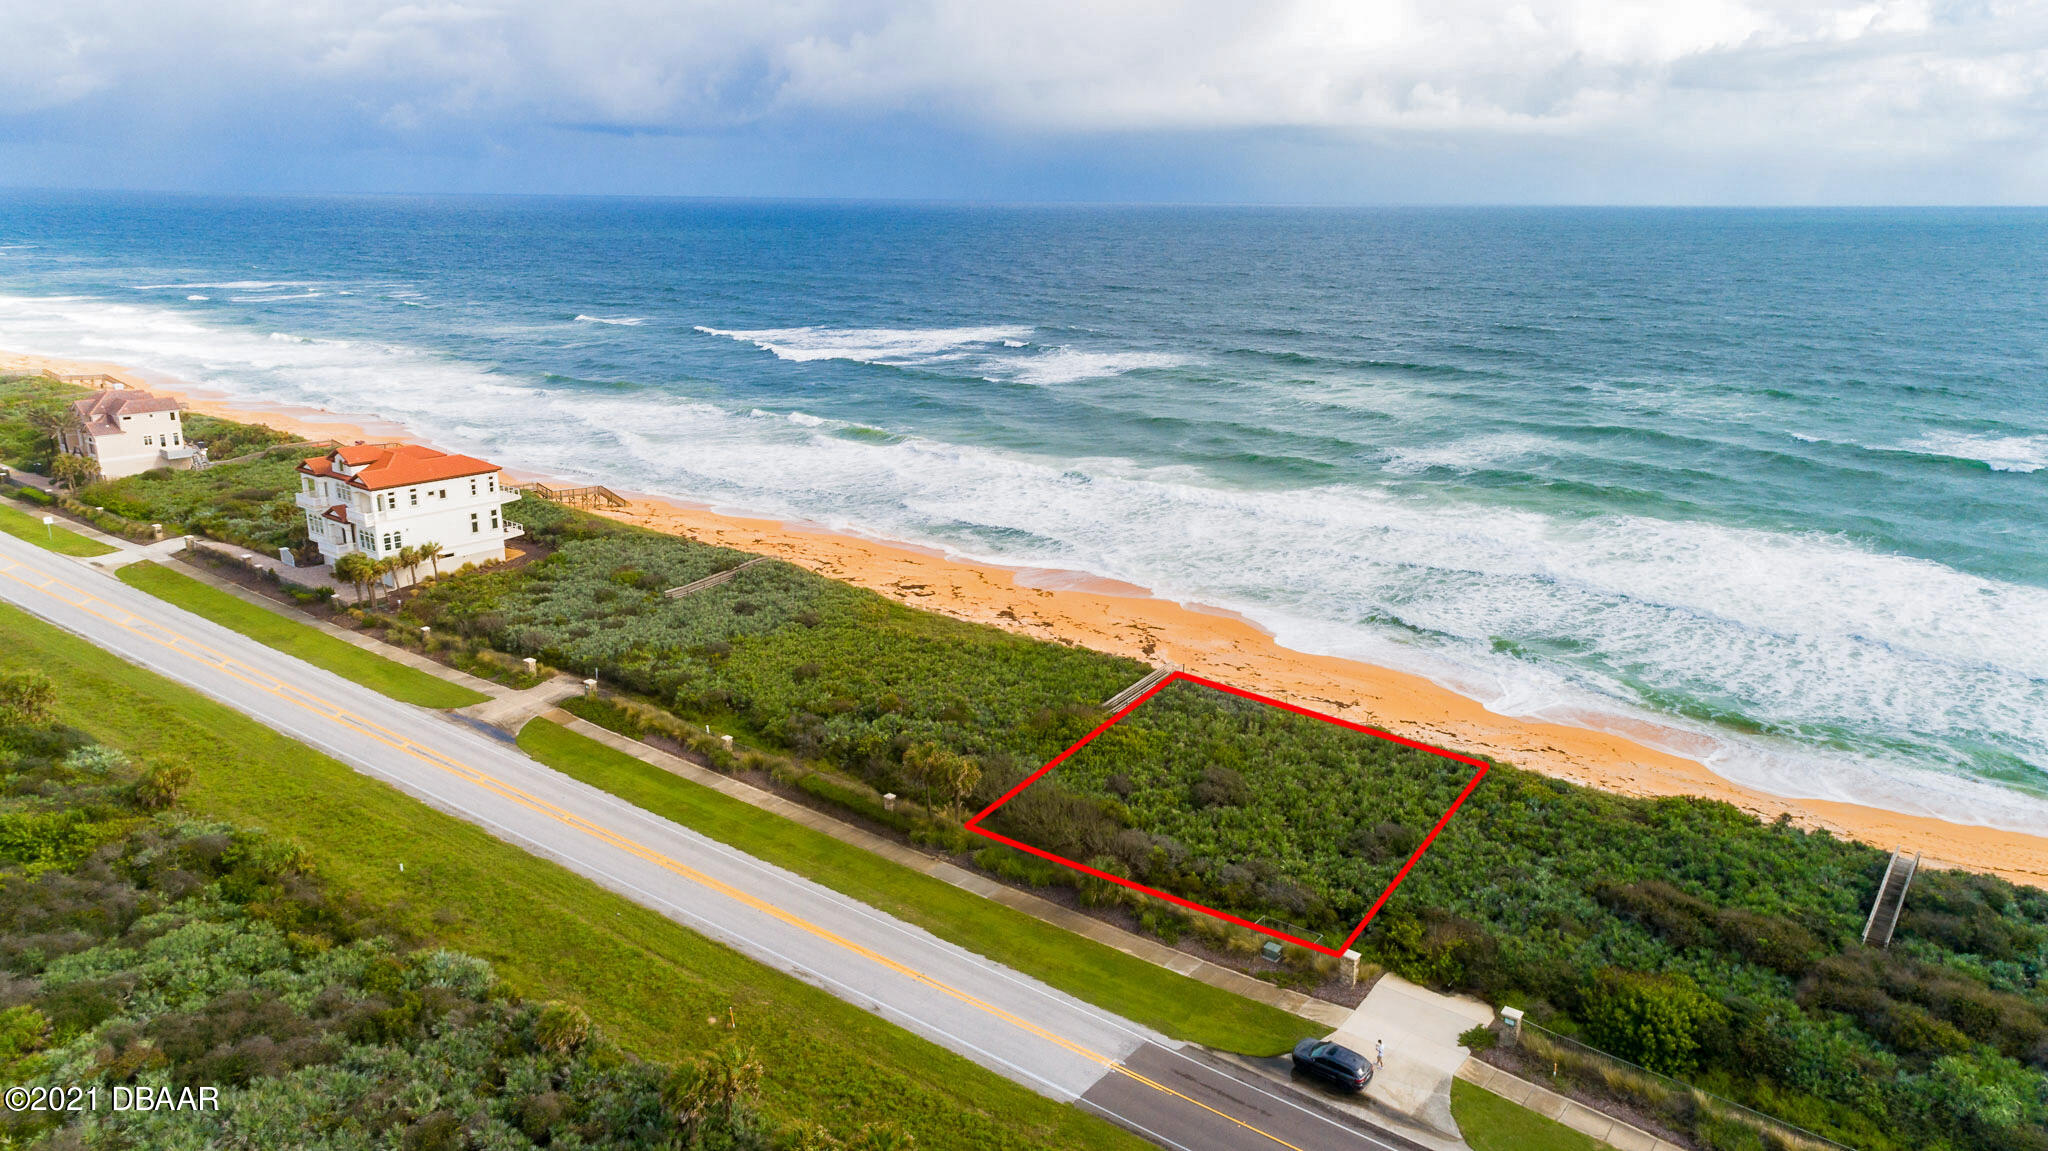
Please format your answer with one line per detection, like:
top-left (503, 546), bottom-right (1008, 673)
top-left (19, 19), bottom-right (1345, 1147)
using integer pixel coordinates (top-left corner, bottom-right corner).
top-left (1578, 970), bottom-right (1730, 1076)
top-left (1459, 1024), bottom-right (1499, 1052)
top-left (0, 670), bottom-right (994, 1151)
top-left (75, 448), bottom-right (320, 549)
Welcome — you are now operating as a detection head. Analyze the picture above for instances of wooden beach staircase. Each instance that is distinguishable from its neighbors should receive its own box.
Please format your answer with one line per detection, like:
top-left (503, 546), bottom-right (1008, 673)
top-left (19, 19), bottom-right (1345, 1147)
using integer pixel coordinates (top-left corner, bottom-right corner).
top-left (507, 481), bottom-right (628, 508)
top-left (1862, 848), bottom-right (1921, 949)
top-left (664, 557), bottom-right (769, 599)
top-left (1103, 665), bottom-right (1176, 712)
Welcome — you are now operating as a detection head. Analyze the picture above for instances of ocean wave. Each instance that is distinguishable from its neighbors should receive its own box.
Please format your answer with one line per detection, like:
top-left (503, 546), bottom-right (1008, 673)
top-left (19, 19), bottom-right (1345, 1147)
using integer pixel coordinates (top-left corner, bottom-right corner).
top-left (131, 281), bottom-right (324, 291)
top-left (575, 314), bottom-right (644, 326)
top-left (185, 295), bottom-right (208, 302)
top-left (1380, 433), bottom-right (1557, 475)
top-left (1901, 431), bottom-right (2048, 473)
top-left (230, 292), bottom-right (325, 302)
top-left (998, 347), bottom-right (1194, 386)
top-left (697, 322), bottom-right (1195, 386)
top-left (696, 324), bottom-right (1031, 365)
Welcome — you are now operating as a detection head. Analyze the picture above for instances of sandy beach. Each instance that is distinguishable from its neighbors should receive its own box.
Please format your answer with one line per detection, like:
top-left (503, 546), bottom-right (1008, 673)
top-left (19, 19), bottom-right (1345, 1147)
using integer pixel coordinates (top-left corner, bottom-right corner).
top-left (9, 347), bottom-right (2047, 887)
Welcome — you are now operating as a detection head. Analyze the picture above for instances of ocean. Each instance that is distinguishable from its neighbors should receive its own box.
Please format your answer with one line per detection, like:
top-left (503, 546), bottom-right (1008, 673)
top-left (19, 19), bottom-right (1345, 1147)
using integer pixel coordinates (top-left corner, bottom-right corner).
top-left (1, 193), bottom-right (2042, 831)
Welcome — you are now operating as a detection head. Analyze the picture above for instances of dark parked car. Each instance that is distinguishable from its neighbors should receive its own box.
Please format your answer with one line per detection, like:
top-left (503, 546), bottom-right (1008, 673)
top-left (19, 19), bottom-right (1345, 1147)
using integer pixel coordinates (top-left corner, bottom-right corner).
top-left (1290, 1038), bottom-right (1372, 1092)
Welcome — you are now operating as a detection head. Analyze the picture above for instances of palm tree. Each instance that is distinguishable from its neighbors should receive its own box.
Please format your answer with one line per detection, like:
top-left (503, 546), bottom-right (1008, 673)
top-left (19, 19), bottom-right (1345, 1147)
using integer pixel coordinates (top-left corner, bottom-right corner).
top-left (332, 552), bottom-right (373, 604)
top-left (50, 453), bottom-right (99, 491)
top-left (370, 556), bottom-right (398, 605)
top-left (396, 545), bottom-right (422, 587)
top-left (417, 540), bottom-right (445, 579)
top-left (25, 402), bottom-right (79, 451)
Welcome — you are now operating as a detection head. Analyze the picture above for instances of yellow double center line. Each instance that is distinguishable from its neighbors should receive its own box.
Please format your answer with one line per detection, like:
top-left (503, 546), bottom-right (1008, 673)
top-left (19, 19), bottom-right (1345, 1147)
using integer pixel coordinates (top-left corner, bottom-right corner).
top-left (0, 555), bottom-right (1314, 1151)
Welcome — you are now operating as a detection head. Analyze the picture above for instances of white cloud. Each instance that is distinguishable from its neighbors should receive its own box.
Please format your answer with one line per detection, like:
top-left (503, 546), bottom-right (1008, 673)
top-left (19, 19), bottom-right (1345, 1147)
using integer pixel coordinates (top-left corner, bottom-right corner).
top-left (1, 0), bottom-right (2043, 191)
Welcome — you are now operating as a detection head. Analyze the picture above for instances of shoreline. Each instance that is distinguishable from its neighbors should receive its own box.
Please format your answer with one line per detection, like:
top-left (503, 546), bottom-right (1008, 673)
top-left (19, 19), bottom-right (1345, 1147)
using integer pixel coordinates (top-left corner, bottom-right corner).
top-left (8, 347), bottom-right (2046, 887)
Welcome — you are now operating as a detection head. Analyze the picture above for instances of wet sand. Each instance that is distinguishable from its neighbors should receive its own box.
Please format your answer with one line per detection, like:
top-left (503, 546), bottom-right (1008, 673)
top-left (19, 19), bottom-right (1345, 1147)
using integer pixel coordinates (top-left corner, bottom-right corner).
top-left (8, 348), bottom-right (2045, 886)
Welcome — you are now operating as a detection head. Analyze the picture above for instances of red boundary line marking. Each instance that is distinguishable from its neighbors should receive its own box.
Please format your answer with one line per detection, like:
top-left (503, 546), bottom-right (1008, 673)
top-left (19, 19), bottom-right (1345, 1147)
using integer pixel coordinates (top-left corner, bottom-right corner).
top-left (966, 671), bottom-right (1489, 957)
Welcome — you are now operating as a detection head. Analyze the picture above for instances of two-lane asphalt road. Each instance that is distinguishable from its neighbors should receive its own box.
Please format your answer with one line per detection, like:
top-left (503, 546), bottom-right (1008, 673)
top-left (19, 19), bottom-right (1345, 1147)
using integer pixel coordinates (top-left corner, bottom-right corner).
top-left (0, 531), bottom-right (1420, 1151)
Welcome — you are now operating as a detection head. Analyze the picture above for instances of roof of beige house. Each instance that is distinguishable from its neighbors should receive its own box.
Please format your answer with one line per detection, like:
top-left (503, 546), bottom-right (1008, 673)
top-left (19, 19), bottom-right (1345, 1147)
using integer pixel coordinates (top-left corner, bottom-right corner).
top-left (69, 390), bottom-right (183, 437)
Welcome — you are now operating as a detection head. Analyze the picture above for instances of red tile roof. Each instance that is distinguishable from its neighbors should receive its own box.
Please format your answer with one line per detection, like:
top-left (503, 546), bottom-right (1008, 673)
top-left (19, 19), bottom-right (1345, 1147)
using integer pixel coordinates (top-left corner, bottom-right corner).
top-left (321, 504), bottom-right (351, 524)
top-left (299, 443), bottom-right (498, 491)
top-left (69, 390), bottom-right (183, 437)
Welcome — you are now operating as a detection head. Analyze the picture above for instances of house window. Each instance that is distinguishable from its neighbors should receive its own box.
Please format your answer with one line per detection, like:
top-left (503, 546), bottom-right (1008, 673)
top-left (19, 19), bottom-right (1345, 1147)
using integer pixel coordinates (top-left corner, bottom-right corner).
top-left (486, 475), bottom-right (496, 492)
top-left (409, 489), bottom-right (418, 506)
top-left (143, 435), bottom-right (154, 446)
top-left (490, 511), bottom-right (499, 530)
top-left (169, 411), bottom-right (178, 421)
top-left (382, 533), bottom-right (393, 551)
top-left (170, 434), bottom-right (179, 446)
top-left (469, 478), bottom-right (478, 496)
top-left (470, 513), bottom-right (479, 533)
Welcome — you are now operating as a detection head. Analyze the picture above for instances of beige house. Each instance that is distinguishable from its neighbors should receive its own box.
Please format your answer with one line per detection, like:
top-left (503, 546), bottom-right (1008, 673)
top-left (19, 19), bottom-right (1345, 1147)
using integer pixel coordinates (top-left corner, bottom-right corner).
top-left (56, 390), bottom-right (199, 479)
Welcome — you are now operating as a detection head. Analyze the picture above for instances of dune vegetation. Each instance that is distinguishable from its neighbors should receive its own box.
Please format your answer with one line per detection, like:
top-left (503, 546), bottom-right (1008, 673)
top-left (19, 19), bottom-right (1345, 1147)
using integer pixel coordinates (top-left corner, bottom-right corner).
top-left (397, 499), bottom-right (2048, 1151)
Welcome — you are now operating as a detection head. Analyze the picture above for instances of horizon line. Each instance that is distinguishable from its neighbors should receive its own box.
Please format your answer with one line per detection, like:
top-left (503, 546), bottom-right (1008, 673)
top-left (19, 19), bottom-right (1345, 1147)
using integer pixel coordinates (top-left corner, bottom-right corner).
top-left (3, 185), bottom-right (2046, 211)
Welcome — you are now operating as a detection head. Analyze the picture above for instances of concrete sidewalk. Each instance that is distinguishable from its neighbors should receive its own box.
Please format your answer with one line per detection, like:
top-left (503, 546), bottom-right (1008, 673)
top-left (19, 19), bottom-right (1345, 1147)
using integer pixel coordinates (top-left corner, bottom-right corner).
top-left (460, 676), bottom-right (589, 731)
top-left (1457, 1059), bottom-right (1685, 1151)
top-left (1331, 973), bottom-right (1494, 1138)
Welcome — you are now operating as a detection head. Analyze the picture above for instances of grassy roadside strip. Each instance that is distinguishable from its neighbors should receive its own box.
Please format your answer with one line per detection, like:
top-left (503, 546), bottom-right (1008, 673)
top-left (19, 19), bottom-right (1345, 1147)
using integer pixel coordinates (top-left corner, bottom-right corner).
top-left (116, 560), bottom-right (490, 708)
top-left (516, 716), bottom-right (1317, 1056)
top-left (0, 498), bottom-right (116, 557)
top-left (0, 600), bottom-right (1144, 1151)
top-left (1450, 1079), bottom-right (1604, 1151)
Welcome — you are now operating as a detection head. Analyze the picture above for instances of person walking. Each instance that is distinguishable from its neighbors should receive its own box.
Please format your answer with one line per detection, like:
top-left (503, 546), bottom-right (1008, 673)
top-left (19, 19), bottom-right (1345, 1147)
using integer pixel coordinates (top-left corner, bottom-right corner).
top-left (1375, 1038), bottom-right (1385, 1069)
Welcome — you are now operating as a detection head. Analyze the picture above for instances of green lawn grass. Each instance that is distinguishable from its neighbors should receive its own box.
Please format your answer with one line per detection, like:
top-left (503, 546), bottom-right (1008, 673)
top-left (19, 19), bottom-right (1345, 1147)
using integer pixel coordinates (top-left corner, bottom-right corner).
top-left (1451, 1079), bottom-right (1604, 1151)
top-left (516, 716), bottom-right (1318, 1056)
top-left (116, 561), bottom-right (489, 709)
top-left (0, 498), bottom-right (116, 557)
top-left (0, 600), bottom-right (1144, 1151)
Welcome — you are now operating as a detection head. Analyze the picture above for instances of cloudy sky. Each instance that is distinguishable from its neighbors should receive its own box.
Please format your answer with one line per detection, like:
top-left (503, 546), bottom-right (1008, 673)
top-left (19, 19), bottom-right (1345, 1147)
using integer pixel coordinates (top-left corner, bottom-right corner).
top-left (4, 0), bottom-right (2044, 202)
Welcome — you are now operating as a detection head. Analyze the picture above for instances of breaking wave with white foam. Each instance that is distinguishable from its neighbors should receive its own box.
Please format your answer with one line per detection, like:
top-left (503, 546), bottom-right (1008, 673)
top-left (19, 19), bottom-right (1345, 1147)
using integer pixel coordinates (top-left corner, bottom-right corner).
top-left (1904, 431), bottom-right (2048, 473)
top-left (696, 324), bottom-right (1030, 365)
top-left (697, 325), bottom-right (1192, 385)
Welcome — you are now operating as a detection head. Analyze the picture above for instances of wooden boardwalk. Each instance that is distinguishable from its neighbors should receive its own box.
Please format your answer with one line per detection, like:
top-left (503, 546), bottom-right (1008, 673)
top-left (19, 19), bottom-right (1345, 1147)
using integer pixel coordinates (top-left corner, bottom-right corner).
top-left (1103, 665), bottom-right (1176, 711)
top-left (507, 481), bottom-right (628, 508)
top-left (1862, 848), bottom-right (1920, 947)
top-left (664, 556), bottom-right (769, 599)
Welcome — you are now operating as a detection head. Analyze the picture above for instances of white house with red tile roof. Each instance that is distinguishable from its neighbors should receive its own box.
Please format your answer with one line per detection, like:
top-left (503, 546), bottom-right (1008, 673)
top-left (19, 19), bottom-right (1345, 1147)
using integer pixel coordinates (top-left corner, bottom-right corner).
top-left (57, 390), bottom-right (199, 479)
top-left (296, 443), bottom-right (521, 573)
